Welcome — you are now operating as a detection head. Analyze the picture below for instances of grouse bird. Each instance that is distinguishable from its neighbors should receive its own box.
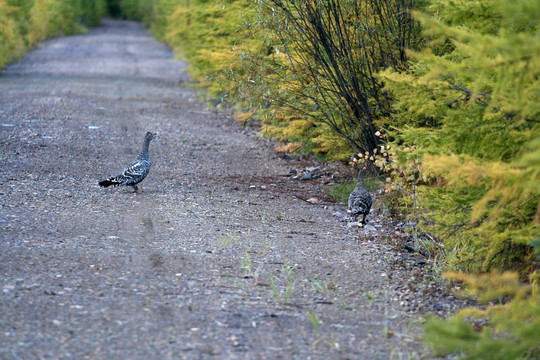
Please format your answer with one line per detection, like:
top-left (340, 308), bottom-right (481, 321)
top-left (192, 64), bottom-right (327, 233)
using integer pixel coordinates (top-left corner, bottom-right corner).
top-left (348, 169), bottom-right (372, 225)
top-left (99, 132), bottom-right (156, 192)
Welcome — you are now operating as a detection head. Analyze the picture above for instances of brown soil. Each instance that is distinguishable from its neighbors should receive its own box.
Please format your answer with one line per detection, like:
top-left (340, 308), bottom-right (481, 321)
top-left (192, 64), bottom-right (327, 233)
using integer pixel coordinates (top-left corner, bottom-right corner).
top-left (0, 19), bottom-right (453, 359)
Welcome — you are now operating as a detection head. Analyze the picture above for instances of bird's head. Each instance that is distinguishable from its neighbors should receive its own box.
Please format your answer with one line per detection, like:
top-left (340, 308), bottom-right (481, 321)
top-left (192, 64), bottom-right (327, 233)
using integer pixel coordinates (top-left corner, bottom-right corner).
top-left (145, 132), bottom-right (157, 141)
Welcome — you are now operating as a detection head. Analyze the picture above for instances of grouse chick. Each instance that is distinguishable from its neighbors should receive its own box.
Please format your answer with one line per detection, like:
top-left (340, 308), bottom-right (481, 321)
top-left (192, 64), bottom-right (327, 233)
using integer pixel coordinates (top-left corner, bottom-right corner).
top-left (99, 132), bottom-right (156, 192)
top-left (348, 169), bottom-right (372, 224)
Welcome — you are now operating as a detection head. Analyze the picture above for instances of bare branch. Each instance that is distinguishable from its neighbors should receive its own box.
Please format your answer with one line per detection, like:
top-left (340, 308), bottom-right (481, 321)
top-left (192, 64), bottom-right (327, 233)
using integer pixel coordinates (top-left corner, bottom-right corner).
top-left (262, 0), bottom-right (417, 154)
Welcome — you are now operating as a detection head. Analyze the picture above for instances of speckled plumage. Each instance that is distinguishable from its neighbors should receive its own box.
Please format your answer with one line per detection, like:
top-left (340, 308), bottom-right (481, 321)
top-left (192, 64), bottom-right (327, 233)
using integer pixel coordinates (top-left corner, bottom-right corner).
top-left (99, 132), bottom-right (156, 192)
top-left (348, 170), bottom-right (372, 224)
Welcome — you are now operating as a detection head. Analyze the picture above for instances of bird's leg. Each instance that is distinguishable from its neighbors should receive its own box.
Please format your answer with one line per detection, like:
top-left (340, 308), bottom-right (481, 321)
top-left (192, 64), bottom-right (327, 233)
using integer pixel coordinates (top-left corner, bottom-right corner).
top-left (132, 184), bottom-right (138, 193)
top-left (362, 214), bottom-right (367, 225)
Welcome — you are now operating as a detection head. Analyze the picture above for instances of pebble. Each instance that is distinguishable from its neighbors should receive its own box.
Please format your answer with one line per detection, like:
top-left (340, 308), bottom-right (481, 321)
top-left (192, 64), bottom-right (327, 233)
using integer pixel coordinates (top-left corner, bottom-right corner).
top-left (363, 224), bottom-right (377, 234)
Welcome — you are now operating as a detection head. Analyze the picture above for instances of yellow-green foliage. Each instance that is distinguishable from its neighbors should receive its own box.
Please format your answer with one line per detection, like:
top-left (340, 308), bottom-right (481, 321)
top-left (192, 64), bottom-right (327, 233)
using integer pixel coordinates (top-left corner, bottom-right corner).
top-left (262, 111), bottom-right (352, 160)
top-left (237, 0), bottom-right (418, 159)
top-left (425, 272), bottom-right (540, 359)
top-left (0, 0), bottom-right (25, 68)
top-left (119, 0), bottom-right (417, 160)
top-left (379, 0), bottom-right (540, 274)
top-left (29, 0), bottom-right (84, 44)
top-left (0, 0), bottom-right (106, 70)
top-left (164, 0), bottom-right (251, 91)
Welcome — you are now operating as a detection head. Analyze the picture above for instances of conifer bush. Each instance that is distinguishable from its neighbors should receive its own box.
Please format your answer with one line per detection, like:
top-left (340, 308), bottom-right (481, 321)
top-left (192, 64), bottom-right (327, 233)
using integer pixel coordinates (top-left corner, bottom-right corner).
top-left (425, 272), bottom-right (540, 359)
top-left (379, 0), bottom-right (540, 275)
top-left (163, 0), bottom-right (251, 91)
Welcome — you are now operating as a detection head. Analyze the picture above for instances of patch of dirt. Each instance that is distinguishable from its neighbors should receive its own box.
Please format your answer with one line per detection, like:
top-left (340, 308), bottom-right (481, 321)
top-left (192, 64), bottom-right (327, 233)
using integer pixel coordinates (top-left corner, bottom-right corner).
top-left (225, 175), bottom-right (336, 203)
top-left (0, 19), bottom-right (467, 359)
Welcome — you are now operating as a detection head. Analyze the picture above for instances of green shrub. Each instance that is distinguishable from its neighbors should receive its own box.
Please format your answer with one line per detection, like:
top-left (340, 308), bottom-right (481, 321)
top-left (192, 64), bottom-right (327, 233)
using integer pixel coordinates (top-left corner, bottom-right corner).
top-left (0, 0), bottom-right (26, 68)
top-left (425, 272), bottom-right (540, 360)
top-left (379, 0), bottom-right (540, 275)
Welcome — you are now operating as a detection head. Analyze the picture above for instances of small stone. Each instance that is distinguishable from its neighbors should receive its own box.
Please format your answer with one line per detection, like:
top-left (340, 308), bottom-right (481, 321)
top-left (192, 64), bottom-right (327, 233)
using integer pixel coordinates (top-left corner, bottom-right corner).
top-left (230, 335), bottom-right (240, 346)
top-left (363, 224), bottom-right (377, 234)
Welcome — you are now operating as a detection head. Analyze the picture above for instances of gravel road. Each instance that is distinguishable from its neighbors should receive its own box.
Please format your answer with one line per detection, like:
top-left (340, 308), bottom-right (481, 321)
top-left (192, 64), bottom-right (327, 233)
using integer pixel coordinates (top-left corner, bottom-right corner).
top-left (0, 20), bottom-right (424, 359)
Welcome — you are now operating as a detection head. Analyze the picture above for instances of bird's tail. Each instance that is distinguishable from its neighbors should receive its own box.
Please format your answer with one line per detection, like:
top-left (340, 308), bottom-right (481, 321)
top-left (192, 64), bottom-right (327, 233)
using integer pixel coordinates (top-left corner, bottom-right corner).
top-left (99, 177), bottom-right (121, 188)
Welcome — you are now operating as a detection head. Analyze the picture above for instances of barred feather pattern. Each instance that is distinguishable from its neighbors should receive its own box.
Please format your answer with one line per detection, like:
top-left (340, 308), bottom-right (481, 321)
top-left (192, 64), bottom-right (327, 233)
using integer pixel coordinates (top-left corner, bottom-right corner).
top-left (99, 132), bottom-right (156, 192)
top-left (348, 171), bottom-right (372, 224)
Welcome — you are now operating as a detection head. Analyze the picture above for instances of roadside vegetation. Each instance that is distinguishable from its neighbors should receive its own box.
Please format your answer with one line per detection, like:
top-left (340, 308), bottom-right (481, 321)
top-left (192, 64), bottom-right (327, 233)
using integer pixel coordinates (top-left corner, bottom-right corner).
top-left (2, 0), bottom-right (538, 358)
top-left (0, 0), bottom-right (106, 69)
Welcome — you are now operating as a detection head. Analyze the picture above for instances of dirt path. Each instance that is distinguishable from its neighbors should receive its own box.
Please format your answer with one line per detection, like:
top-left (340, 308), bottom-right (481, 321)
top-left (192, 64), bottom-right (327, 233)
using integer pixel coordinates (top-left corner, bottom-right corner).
top-left (0, 20), bottom-right (423, 359)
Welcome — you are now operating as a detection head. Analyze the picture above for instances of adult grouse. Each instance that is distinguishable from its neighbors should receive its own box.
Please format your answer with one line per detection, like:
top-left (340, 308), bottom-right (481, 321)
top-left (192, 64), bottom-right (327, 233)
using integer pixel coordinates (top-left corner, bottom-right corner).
top-left (99, 132), bottom-right (156, 192)
top-left (348, 169), bottom-right (372, 224)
